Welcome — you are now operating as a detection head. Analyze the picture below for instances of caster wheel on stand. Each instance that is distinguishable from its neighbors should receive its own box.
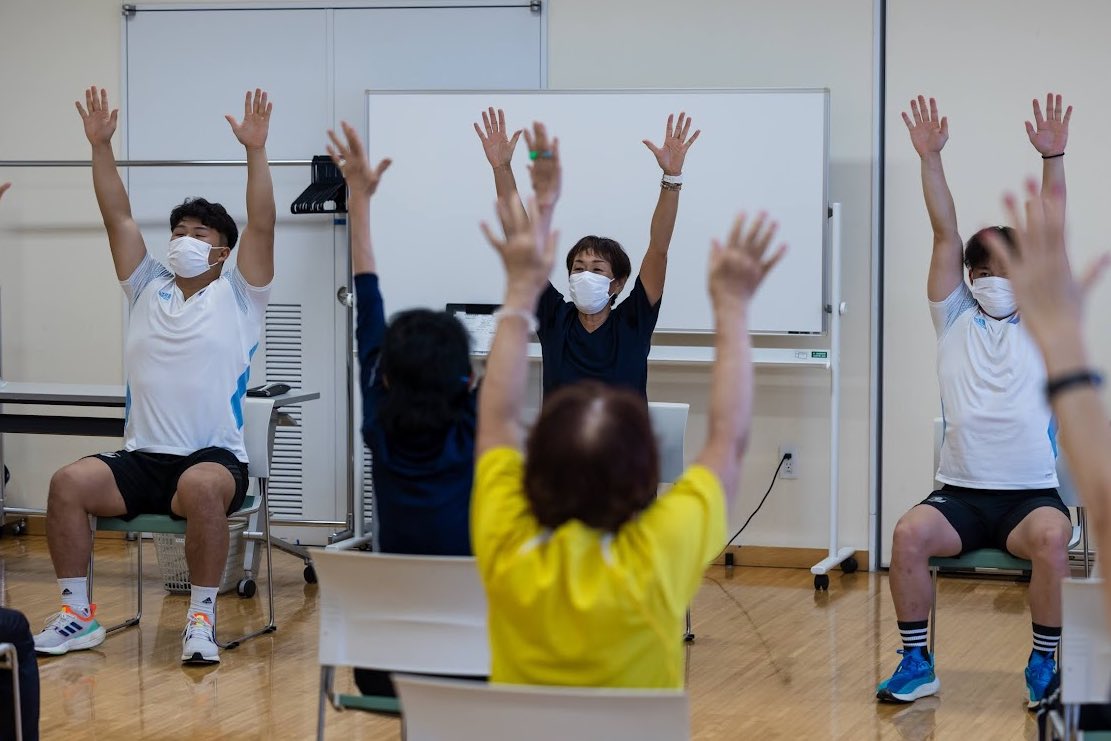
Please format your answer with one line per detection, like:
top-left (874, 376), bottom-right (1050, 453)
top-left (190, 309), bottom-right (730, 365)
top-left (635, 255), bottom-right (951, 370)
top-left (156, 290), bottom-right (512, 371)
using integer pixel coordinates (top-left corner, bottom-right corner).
top-left (236, 578), bottom-right (257, 598)
top-left (841, 556), bottom-right (859, 574)
top-left (814, 574), bottom-right (830, 591)
top-left (304, 564), bottom-right (317, 584)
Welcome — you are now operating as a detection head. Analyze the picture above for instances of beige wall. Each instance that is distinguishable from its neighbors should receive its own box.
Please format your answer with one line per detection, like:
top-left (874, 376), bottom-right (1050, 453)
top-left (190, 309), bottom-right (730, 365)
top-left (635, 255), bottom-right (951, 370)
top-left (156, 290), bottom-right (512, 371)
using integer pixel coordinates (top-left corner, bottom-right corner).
top-left (0, 0), bottom-right (877, 553)
top-left (882, 0), bottom-right (1111, 560)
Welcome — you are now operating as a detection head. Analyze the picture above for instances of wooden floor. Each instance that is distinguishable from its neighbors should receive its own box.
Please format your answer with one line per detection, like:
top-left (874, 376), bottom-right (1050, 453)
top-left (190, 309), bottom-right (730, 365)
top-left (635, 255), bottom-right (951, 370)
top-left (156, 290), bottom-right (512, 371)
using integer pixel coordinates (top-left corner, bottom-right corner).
top-left (0, 535), bottom-right (1046, 740)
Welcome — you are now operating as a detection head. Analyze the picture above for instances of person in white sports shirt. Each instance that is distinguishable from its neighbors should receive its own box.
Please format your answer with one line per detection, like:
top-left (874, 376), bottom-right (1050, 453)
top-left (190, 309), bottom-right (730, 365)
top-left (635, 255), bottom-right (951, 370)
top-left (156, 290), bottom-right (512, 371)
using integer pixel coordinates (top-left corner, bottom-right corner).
top-left (877, 93), bottom-right (1075, 709)
top-left (33, 86), bottom-right (276, 666)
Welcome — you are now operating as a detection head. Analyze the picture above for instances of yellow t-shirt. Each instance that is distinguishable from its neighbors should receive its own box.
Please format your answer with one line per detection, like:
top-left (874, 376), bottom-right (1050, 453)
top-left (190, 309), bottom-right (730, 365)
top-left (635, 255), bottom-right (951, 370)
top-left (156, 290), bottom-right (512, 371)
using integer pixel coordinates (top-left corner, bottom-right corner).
top-left (471, 446), bottom-right (726, 689)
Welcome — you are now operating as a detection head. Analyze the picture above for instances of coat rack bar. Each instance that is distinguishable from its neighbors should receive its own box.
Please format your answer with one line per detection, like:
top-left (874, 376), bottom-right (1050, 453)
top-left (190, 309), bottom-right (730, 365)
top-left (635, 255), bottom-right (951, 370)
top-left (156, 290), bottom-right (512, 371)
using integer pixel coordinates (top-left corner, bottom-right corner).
top-left (0, 159), bottom-right (315, 168)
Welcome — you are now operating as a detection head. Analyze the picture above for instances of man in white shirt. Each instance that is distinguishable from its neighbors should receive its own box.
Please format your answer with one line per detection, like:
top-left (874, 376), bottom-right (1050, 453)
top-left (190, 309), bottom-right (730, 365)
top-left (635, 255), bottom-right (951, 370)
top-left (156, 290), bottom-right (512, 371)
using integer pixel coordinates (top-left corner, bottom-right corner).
top-left (33, 86), bottom-right (275, 666)
top-left (877, 94), bottom-right (1074, 708)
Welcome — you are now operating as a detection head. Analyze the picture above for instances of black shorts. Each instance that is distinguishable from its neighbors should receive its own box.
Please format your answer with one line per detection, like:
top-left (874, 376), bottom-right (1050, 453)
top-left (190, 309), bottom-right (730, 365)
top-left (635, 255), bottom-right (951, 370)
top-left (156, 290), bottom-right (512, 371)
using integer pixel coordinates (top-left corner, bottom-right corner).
top-left (90, 447), bottom-right (249, 521)
top-left (919, 485), bottom-right (1070, 555)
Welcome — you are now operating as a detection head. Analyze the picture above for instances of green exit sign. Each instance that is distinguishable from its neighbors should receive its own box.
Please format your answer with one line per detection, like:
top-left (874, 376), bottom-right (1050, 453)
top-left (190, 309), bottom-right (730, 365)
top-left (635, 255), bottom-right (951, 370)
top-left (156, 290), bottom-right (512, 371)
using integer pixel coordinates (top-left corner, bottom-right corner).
top-left (811, 351), bottom-right (828, 359)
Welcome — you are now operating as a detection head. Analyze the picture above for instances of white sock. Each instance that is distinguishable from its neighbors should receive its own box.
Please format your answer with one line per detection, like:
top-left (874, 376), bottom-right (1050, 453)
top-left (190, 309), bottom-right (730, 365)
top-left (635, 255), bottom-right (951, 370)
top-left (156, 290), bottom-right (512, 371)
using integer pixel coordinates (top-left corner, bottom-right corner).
top-left (189, 585), bottom-right (219, 622)
top-left (58, 577), bottom-right (90, 617)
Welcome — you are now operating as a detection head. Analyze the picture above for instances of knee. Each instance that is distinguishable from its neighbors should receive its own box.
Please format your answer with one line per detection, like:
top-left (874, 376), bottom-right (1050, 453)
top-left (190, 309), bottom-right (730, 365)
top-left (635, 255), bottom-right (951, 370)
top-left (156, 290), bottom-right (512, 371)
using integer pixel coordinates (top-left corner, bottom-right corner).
top-left (176, 470), bottom-right (230, 515)
top-left (892, 517), bottom-right (931, 558)
top-left (48, 464), bottom-right (93, 510)
top-left (1029, 525), bottom-right (1072, 568)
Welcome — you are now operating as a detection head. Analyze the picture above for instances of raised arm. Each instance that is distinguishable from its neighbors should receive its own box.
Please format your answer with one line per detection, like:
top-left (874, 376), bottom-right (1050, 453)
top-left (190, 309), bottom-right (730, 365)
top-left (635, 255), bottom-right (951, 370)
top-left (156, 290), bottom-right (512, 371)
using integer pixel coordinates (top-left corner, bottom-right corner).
top-left (695, 213), bottom-right (786, 506)
top-left (75, 86), bottom-right (146, 281)
top-left (982, 181), bottom-right (1111, 613)
top-left (327, 121), bottom-right (392, 276)
top-left (476, 197), bottom-right (558, 456)
top-left (225, 89), bottom-right (275, 287)
top-left (1026, 92), bottom-right (1071, 218)
top-left (902, 96), bottom-right (962, 302)
top-left (638, 112), bottom-right (701, 305)
top-left (0, 183), bottom-right (9, 202)
top-left (524, 121), bottom-right (561, 236)
top-left (474, 107), bottom-right (525, 214)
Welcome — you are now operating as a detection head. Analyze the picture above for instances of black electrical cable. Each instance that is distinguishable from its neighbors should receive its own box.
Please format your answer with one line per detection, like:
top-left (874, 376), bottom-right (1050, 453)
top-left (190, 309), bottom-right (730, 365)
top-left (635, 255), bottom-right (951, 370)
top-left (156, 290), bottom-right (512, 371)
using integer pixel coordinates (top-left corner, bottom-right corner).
top-left (721, 453), bottom-right (789, 553)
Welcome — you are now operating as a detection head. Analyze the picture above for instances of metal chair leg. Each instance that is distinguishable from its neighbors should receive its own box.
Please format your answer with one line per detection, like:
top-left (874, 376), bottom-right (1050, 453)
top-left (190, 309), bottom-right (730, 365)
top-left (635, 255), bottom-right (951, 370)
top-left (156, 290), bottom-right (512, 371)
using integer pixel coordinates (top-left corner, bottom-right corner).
top-left (218, 478), bottom-right (277, 649)
top-left (1080, 507), bottom-right (1090, 577)
top-left (683, 608), bottom-right (694, 642)
top-left (317, 665), bottom-right (335, 741)
top-left (929, 566), bottom-right (938, 656)
top-left (88, 516), bottom-right (143, 636)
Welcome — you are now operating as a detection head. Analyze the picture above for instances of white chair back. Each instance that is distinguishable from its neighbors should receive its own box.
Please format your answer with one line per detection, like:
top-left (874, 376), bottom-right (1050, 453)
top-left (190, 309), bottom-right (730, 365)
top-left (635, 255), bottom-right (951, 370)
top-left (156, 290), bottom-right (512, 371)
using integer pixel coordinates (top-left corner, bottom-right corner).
top-left (649, 402), bottom-right (688, 486)
top-left (1061, 577), bottom-right (1111, 703)
top-left (312, 549), bottom-right (489, 675)
top-left (243, 397), bottom-right (275, 479)
top-left (394, 675), bottom-right (690, 741)
top-left (1056, 454), bottom-right (1080, 507)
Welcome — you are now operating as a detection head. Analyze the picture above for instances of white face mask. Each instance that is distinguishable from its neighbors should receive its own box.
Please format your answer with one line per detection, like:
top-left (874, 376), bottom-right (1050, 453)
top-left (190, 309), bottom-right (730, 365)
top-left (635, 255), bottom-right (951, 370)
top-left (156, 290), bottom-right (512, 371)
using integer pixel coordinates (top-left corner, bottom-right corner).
top-left (970, 276), bottom-right (1017, 319)
top-left (167, 236), bottom-right (219, 279)
top-left (568, 272), bottom-right (613, 315)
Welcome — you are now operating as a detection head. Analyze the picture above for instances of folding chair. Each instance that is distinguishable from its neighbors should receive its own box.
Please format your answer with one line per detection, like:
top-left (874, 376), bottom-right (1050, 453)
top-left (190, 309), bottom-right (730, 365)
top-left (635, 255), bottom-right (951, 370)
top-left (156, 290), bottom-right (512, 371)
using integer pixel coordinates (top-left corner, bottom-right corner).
top-left (648, 402), bottom-right (693, 642)
top-left (927, 417), bottom-right (1082, 654)
top-left (394, 674), bottom-right (690, 741)
top-left (87, 397), bottom-right (278, 649)
top-left (312, 549), bottom-right (488, 740)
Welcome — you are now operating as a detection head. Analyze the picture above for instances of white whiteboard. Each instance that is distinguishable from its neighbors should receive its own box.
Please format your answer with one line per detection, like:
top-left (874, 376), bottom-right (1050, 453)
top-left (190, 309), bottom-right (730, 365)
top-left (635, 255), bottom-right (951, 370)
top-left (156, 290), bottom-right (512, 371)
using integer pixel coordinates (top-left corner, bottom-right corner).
top-left (366, 89), bottom-right (828, 334)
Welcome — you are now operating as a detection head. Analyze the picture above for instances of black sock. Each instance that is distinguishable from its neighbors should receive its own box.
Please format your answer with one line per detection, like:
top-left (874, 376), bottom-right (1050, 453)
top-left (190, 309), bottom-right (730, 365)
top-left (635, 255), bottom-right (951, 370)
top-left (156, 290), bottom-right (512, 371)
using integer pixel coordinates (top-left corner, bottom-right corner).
top-left (1032, 623), bottom-right (1061, 657)
top-left (898, 620), bottom-right (929, 655)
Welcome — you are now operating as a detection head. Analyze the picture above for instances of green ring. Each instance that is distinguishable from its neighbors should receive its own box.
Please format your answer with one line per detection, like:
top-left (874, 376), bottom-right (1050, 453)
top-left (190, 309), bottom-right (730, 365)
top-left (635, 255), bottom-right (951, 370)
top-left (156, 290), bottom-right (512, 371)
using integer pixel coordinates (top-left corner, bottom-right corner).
top-left (529, 150), bottom-right (539, 160)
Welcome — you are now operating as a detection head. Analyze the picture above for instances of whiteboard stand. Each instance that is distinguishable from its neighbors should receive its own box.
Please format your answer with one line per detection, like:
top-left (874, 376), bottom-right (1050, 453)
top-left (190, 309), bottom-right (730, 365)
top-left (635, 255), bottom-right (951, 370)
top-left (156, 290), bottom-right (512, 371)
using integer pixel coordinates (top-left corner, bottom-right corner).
top-left (810, 203), bottom-right (856, 590)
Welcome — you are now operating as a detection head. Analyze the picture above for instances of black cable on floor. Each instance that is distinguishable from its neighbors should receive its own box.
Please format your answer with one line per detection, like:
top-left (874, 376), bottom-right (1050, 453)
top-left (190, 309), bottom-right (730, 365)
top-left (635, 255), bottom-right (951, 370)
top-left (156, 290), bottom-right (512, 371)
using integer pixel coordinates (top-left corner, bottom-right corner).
top-left (719, 453), bottom-right (789, 556)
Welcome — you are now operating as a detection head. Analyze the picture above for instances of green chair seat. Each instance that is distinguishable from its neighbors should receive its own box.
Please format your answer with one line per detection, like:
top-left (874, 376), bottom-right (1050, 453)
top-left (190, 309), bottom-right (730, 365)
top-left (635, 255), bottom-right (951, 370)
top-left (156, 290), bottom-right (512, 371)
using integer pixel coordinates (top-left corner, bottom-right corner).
top-left (929, 548), bottom-right (1031, 572)
top-left (337, 693), bottom-right (400, 715)
top-left (95, 495), bottom-right (258, 536)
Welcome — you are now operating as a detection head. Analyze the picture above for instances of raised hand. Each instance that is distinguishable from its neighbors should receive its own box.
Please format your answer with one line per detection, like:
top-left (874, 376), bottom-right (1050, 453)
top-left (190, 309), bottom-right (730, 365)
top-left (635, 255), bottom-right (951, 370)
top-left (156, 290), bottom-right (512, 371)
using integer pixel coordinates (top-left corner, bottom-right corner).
top-left (709, 212), bottom-right (787, 311)
top-left (481, 196), bottom-right (558, 302)
top-left (0, 183), bottom-right (10, 202)
top-left (643, 112), bottom-right (700, 176)
top-left (327, 121), bottom-right (392, 198)
top-left (474, 107), bottom-right (522, 169)
top-left (225, 89), bottom-right (273, 151)
top-left (981, 181), bottom-right (1108, 351)
top-left (522, 122), bottom-right (561, 209)
top-left (1026, 92), bottom-right (1072, 157)
top-left (902, 96), bottom-right (949, 157)
top-left (75, 86), bottom-right (119, 146)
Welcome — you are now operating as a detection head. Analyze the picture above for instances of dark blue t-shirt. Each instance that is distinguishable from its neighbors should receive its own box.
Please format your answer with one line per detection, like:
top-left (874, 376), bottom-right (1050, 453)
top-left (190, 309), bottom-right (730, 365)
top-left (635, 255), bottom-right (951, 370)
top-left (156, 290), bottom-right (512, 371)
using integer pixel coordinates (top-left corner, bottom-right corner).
top-left (536, 276), bottom-right (661, 397)
top-left (354, 273), bottom-right (475, 556)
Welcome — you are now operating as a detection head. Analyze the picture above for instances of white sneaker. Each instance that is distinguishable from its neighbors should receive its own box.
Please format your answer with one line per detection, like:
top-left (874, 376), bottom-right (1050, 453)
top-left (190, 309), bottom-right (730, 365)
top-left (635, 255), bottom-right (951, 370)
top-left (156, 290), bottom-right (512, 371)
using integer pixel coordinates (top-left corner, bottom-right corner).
top-left (181, 613), bottom-right (220, 665)
top-left (34, 605), bottom-right (106, 655)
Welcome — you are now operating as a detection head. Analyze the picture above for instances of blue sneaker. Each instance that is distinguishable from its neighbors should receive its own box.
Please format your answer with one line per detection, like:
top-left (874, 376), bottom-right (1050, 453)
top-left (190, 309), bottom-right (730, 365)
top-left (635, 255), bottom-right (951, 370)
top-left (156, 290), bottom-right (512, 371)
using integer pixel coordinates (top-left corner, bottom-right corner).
top-left (877, 649), bottom-right (940, 703)
top-left (1026, 651), bottom-right (1057, 709)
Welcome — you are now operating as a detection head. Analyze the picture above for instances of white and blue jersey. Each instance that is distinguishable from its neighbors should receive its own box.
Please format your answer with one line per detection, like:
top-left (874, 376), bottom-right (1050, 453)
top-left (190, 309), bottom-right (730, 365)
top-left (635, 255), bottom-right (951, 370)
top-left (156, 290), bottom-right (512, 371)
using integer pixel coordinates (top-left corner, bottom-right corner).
top-left (931, 283), bottom-right (1057, 490)
top-left (121, 254), bottom-right (271, 463)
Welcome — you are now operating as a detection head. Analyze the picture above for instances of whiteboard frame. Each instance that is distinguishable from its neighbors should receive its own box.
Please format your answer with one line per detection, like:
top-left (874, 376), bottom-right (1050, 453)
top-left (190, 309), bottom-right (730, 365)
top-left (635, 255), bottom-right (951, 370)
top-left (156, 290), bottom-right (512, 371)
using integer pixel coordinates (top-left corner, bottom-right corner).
top-left (365, 86), bottom-right (831, 336)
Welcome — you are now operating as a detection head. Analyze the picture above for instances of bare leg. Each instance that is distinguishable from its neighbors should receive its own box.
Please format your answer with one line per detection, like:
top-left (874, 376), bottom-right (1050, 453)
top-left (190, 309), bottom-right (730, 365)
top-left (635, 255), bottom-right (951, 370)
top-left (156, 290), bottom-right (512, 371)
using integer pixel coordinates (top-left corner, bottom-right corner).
top-left (889, 505), bottom-right (962, 621)
top-left (1005, 506), bottom-right (1073, 626)
top-left (46, 458), bottom-right (127, 578)
top-left (171, 463), bottom-right (236, 587)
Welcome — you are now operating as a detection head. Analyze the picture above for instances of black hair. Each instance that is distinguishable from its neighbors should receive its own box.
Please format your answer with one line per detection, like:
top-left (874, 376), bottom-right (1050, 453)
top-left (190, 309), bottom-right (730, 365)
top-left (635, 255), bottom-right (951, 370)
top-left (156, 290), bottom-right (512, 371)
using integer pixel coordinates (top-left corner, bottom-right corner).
top-left (170, 197), bottom-right (239, 249)
top-left (377, 309), bottom-right (472, 442)
top-left (964, 226), bottom-right (1015, 270)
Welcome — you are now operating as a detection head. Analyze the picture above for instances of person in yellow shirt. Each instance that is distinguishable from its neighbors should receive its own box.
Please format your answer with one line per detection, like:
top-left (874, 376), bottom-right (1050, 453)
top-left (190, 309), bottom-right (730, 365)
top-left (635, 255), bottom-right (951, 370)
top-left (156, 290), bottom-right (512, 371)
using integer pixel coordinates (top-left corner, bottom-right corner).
top-left (472, 122), bottom-right (786, 689)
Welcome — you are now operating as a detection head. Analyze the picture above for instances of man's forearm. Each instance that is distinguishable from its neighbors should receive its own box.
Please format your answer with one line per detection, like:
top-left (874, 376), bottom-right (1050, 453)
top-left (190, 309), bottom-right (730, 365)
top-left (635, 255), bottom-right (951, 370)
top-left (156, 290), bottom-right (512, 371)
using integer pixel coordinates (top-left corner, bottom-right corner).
top-left (349, 194), bottom-right (374, 275)
top-left (920, 153), bottom-right (959, 239)
top-left (90, 141), bottom-right (133, 227)
top-left (245, 146), bottom-right (276, 231)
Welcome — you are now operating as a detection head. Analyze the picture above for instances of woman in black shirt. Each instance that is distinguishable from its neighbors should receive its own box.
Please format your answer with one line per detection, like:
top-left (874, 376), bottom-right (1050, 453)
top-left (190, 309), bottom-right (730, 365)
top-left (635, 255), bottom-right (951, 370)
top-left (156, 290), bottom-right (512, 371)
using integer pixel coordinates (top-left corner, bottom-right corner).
top-left (474, 109), bottom-right (700, 396)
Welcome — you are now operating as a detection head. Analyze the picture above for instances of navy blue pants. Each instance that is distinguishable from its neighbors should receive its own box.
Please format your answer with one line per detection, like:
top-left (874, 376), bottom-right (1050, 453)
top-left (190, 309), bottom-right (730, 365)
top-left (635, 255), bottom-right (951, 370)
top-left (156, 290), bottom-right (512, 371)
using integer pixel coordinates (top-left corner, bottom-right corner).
top-left (0, 608), bottom-right (38, 741)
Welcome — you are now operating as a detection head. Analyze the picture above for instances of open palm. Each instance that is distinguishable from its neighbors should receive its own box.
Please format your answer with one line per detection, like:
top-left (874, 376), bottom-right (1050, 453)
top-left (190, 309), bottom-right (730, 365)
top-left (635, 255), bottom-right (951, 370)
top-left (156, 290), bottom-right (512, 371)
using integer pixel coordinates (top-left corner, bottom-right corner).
top-left (1026, 92), bottom-right (1072, 157)
top-left (644, 112), bottom-right (700, 176)
top-left (902, 95), bottom-right (948, 156)
top-left (474, 107), bottom-right (521, 168)
top-left (226, 89), bottom-right (272, 150)
top-left (75, 86), bottom-right (118, 146)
